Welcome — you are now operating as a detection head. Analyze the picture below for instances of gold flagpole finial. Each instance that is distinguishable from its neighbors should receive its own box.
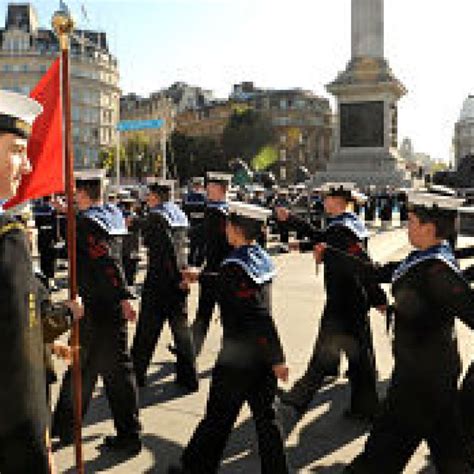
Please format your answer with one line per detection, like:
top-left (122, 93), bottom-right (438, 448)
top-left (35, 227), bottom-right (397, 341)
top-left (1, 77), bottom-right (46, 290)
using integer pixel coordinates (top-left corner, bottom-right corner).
top-left (52, 8), bottom-right (75, 51)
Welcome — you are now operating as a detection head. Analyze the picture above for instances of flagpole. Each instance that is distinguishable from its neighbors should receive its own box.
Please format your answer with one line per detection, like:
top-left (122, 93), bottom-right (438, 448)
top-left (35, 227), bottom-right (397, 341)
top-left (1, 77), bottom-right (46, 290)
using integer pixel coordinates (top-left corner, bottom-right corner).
top-left (52, 8), bottom-right (84, 474)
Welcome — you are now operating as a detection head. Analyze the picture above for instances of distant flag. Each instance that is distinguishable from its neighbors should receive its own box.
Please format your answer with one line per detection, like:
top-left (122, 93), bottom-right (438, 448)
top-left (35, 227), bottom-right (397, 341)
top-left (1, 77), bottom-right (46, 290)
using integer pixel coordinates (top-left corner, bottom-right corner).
top-left (251, 145), bottom-right (279, 172)
top-left (5, 58), bottom-right (64, 209)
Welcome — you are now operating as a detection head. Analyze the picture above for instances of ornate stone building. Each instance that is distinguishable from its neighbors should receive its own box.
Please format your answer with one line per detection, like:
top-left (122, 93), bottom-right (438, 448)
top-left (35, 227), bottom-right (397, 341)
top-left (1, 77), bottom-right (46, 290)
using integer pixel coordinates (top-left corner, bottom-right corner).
top-left (120, 82), bottom-right (214, 156)
top-left (176, 82), bottom-right (333, 183)
top-left (0, 3), bottom-right (120, 168)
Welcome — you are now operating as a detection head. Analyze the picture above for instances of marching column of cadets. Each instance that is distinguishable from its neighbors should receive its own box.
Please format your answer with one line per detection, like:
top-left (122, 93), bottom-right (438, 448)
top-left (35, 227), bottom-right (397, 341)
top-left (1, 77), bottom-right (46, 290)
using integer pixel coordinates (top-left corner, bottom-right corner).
top-left (4, 88), bottom-right (474, 473)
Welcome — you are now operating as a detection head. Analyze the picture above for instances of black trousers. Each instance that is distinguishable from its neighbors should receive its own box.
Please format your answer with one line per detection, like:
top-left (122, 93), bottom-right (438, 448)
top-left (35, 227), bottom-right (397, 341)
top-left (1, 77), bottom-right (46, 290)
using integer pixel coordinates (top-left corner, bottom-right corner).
top-left (345, 371), bottom-right (471, 474)
top-left (131, 289), bottom-right (197, 386)
top-left (182, 364), bottom-right (288, 474)
top-left (285, 307), bottom-right (378, 414)
top-left (191, 279), bottom-right (219, 356)
top-left (52, 307), bottom-right (141, 440)
top-left (0, 422), bottom-right (49, 474)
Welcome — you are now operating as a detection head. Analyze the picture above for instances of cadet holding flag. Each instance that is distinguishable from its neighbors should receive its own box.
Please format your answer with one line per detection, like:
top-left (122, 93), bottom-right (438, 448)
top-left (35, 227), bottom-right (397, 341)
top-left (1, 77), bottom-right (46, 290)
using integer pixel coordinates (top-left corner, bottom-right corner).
top-left (0, 89), bottom-right (82, 473)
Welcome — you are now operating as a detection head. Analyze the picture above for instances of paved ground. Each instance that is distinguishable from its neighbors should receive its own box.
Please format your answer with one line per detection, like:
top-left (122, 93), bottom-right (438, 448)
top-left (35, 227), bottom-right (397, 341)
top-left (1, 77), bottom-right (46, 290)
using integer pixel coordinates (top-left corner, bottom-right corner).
top-left (51, 226), bottom-right (474, 473)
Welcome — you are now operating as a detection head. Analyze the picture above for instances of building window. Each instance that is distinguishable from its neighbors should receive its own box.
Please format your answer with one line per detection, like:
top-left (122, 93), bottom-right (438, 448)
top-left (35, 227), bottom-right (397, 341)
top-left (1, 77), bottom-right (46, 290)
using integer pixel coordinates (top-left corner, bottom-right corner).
top-left (280, 167), bottom-right (286, 181)
top-left (280, 99), bottom-right (287, 110)
top-left (2, 64), bottom-right (10, 72)
top-left (280, 134), bottom-right (286, 144)
top-left (280, 149), bottom-right (287, 162)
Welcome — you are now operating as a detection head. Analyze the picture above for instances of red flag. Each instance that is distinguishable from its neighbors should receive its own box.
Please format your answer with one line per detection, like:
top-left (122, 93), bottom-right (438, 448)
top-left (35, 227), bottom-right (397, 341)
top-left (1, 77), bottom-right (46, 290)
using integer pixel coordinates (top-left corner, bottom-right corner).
top-left (5, 58), bottom-right (64, 209)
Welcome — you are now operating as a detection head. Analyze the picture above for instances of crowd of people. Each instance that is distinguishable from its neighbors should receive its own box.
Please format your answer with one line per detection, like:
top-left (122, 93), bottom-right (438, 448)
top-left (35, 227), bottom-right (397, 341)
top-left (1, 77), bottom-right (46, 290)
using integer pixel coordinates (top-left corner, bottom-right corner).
top-left (3, 91), bottom-right (474, 474)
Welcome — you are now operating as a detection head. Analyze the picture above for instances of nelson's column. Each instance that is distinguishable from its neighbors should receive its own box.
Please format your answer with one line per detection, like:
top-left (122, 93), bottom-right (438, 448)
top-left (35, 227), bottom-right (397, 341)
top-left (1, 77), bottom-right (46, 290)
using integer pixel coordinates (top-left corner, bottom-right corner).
top-left (315, 0), bottom-right (410, 187)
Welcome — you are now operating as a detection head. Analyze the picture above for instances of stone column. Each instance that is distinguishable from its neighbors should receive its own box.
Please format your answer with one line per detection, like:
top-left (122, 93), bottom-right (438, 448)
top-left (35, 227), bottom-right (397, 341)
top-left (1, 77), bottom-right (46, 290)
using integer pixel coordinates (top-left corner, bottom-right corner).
top-left (352, 0), bottom-right (384, 59)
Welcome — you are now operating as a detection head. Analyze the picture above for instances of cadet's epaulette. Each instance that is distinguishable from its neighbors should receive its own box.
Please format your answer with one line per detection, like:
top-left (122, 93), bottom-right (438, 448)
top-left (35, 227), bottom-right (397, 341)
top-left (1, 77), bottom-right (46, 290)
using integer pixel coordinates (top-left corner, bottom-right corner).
top-left (0, 221), bottom-right (24, 238)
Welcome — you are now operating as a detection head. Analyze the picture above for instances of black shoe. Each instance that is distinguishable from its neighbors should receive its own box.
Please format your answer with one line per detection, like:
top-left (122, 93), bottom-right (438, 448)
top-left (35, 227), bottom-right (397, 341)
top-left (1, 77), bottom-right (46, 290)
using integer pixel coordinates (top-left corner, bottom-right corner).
top-left (102, 435), bottom-right (142, 456)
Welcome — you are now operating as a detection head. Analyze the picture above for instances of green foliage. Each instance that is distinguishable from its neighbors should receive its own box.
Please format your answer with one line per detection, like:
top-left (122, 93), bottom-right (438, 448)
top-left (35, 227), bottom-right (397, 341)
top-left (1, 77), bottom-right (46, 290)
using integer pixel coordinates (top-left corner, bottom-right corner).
top-left (170, 131), bottom-right (226, 183)
top-left (252, 145), bottom-right (279, 171)
top-left (222, 109), bottom-right (274, 165)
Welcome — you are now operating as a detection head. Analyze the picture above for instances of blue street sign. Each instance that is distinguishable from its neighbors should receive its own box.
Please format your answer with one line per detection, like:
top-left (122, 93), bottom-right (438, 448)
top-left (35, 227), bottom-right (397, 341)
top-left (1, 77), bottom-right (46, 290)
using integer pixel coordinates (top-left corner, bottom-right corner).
top-left (116, 119), bottom-right (165, 132)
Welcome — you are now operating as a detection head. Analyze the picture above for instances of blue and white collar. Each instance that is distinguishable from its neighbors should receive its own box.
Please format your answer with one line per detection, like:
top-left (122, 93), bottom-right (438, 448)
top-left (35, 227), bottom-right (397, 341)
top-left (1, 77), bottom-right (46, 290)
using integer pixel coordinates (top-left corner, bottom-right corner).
top-left (82, 204), bottom-right (127, 236)
top-left (222, 244), bottom-right (275, 285)
top-left (392, 242), bottom-right (461, 283)
top-left (326, 212), bottom-right (369, 240)
top-left (207, 200), bottom-right (229, 214)
top-left (149, 201), bottom-right (189, 228)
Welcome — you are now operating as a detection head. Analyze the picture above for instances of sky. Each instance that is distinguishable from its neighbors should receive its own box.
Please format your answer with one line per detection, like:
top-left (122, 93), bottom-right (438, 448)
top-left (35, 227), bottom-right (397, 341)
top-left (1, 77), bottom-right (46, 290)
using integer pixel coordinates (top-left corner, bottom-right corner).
top-left (2, 0), bottom-right (474, 163)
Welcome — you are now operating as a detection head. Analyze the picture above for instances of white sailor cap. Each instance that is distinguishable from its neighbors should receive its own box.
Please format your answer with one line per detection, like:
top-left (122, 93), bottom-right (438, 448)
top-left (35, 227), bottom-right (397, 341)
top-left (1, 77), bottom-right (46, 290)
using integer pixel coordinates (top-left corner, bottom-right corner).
top-left (228, 201), bottom-right (272, 223)
top-left (190, 176), bottom-right (205, 186)
top-left (407, 191), bottom-right (464, 214)
top-left (74, 169), bottom-right (107, 183)
top-left (0, 89), bottom-right (43, 138)
top-left (206, 172), bottom-right (232, 186)
top-left (428, 184), bottom-right (458, 197)
top-left (321, 182), bottom-right (357, 199)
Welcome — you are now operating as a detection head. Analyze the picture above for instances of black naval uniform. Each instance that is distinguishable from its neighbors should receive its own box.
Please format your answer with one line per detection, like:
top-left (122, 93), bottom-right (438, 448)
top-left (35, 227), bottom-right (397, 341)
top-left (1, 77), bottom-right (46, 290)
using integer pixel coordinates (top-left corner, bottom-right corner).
top-left (0, 214), bottom-right (51, 473)
top-left (34, 201), bottom-right (57, 283)
top-left (53, 204), bottom-right (141, 443)
top-left (190, 201), bottom-right (233, 356)
top-left (131, 202), bottom-right (198, 389)
top-left (183, 190), bottom-right (206, 267)
top-left (281, 212), bottom-right (386, 416)
top-left (121, 207), bottom-right (141, 286)
top-left (342, 243), bottom-right (474, 473)
top-left (177, 245), bottom-right (288, 474)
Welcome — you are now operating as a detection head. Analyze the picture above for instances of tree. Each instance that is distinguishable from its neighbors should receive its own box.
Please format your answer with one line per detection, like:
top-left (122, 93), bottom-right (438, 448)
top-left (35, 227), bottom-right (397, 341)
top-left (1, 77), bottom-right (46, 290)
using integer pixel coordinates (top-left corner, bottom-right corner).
top-left (222, 109), bottom-right (274, 165)
top-left (124, 132), bottom-right (151, 179)
top-left (169, 131), bottom-right (226, 183)
top-left (98, 145), bottom-right (126, 175)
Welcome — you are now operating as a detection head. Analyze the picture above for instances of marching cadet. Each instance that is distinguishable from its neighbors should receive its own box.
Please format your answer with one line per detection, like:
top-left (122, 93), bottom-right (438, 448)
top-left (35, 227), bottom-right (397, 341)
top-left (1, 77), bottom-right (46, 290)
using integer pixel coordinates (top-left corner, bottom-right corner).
top-left (188, 172), bottom-right (233, 356)
top-left (0, 89), bottom-right (83, 473)
top-left (275, 183), bottom-right (386, 421)
top-left (34, 195), bottom-right (58, 290)
top-left (168, 202), bottom-right (289, 474)
top-left (131, 180), bottom-right (198, 391)
top-left (52, 170), bottom-right (142, 455)
top-left (329, 190), bottom-right (474, 473)
top-left (183, 177), bottom-right (206, 268)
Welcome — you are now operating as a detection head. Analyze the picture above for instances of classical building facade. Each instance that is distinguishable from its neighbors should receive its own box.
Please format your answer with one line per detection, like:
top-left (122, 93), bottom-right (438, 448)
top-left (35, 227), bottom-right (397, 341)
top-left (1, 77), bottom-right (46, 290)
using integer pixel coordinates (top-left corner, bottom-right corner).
top-left (0, 3), bottom-right (120, 168)
top-left (120, 82), bottom-right (214, 159)
top-left (454, 95), bottom-right (474, 169)
top-left (188, 82), bottom-right (333, 183)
